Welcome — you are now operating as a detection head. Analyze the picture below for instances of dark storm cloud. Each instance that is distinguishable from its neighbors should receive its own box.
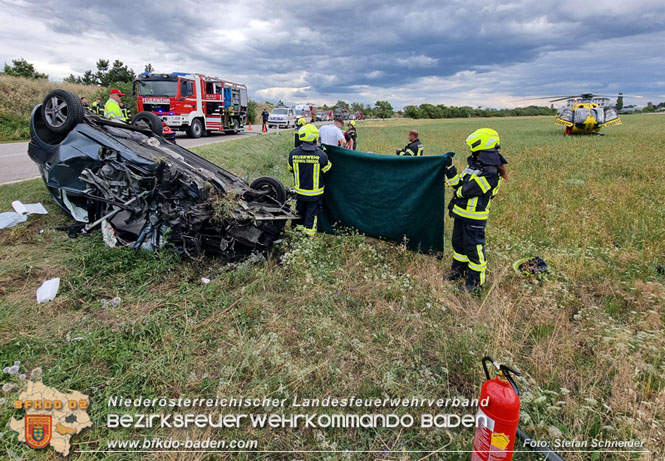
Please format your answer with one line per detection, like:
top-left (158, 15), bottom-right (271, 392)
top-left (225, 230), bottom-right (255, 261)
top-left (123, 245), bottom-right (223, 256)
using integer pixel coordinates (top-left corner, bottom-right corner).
top-left (2, 0), bottom-right (665, 106)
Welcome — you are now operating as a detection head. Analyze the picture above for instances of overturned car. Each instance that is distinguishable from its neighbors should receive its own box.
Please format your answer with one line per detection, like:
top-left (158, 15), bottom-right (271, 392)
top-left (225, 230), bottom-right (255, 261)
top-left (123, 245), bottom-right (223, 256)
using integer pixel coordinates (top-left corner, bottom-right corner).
top-left (29, 89), bottom-right (296, 257)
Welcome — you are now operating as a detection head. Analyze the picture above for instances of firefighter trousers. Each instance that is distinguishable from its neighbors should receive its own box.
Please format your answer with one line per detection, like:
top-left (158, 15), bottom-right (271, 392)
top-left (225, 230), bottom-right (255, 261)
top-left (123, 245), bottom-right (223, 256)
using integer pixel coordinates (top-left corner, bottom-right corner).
top-left (450, 219), bottom-right (487, 287)
top-left (294, 196), bottom-right (323, 236)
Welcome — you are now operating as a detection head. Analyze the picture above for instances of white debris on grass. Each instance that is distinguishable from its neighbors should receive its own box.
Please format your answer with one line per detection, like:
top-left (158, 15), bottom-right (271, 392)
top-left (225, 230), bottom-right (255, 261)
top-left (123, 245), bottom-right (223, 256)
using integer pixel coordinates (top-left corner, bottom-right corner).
top-left (36, 278), bottom-right (60, 303)
top-left (0, 201), bottom-right (48, 230)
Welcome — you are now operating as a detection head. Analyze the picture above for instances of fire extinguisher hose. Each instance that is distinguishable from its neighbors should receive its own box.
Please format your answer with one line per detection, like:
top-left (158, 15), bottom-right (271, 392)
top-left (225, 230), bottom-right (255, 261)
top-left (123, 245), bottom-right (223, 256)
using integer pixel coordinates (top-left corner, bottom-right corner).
top-left (516, 428), bottom-right (565, 461)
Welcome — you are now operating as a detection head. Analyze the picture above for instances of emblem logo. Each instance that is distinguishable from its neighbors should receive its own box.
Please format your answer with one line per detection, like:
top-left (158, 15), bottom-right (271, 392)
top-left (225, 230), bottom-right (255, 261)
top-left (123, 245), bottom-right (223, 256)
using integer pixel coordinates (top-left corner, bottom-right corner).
top-left (25, 415), bottom-right (52, 449)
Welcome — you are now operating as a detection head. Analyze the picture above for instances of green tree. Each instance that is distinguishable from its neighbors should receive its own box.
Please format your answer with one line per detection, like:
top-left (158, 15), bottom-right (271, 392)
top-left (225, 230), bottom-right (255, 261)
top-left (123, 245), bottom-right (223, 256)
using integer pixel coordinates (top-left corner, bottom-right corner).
top-left (334, 100), bottom-right (349, 110)
top-left (63, 74), bottom-right (82, 84)
top-left (2, 57), bottom-right (48, 79)
top-left (642, 102), bottom-right (656, 113)
top-left (81, 70), bottom-right (97, 85)
top-left (247, 100), bottom-right (258, 124)
top-left (144, 63), bottom-right (154, 73)
top-left (616, 92), bottom-right (624, 111)
top-left (374, 100), bottom-right (393, 118)
top-left (94, 59), bottom-right (109, 83)
top-left (101, 60), bottom-right (135, 86)
top-left (418, 103), bottom-right (442, 119)
top-left (403, 105), bottom-right (421, 119)
top-left (350, 102), bottom-right (363, 113)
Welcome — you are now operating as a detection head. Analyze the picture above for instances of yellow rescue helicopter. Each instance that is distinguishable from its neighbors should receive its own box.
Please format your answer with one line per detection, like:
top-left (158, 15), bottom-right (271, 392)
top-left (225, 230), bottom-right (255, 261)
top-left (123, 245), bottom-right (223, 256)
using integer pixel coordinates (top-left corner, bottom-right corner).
top-left (551, 93), bottom-right (622, 135)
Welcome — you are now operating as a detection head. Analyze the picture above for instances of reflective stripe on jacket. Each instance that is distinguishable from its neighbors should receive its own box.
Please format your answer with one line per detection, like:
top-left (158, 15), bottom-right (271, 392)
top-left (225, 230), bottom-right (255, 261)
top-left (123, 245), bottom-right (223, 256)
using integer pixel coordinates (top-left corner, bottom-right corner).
top-left (288, 144), bottom-right (332, 198)
top-left (104, 99), bottom-right (124, 120)
top-left (398, 139), bottom-right (423, 156)
top-left (449, 154), bottom-right (502, 222)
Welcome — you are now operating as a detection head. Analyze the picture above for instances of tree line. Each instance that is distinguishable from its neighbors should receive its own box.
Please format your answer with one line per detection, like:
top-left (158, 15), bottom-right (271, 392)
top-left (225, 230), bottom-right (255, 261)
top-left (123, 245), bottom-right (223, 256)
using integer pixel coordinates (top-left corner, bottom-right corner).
top-left (5, 58), bottom-right (663, 119)
top-left (310, 100), bottom-right (394, 119)
top-left (403, 103), bottom-right (556, 119)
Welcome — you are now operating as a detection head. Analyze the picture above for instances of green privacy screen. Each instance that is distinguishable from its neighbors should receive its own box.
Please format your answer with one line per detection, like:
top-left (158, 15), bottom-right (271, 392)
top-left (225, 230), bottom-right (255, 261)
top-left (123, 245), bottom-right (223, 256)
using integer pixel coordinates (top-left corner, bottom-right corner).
top-left (319, 145), bottom-right (452, 253)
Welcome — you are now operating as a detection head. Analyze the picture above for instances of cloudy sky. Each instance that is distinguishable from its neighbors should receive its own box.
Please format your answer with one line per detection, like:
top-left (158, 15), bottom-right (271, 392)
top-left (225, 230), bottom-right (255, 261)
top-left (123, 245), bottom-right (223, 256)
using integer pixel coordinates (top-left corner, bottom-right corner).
top-left (1, 0), bottom-right (664, 108)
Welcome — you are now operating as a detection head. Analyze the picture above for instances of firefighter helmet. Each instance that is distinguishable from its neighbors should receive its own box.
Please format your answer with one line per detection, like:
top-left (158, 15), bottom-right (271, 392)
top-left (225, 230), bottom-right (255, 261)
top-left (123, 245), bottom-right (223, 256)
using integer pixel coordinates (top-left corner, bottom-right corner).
top-left (298, 124), bottom-right (319, 142)
top-left (466, 128), bottom-right (500, 152)
top-left (297, 117), bottom-right (307, 126)
top-left (348, 120), bottom-right (356, 127)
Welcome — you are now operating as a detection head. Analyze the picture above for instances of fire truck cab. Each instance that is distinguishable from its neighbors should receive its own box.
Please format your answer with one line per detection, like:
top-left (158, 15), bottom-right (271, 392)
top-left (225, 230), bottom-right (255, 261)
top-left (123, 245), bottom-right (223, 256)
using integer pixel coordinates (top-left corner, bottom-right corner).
top-left (135, 72), bottom-right (248, 138)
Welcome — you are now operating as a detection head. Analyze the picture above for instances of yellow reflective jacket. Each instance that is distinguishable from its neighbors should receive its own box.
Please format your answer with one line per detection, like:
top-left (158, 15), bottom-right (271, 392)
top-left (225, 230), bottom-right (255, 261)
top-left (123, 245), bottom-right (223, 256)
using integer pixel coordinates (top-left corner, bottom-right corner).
top-left (104, 99), bottom-right (124, 120)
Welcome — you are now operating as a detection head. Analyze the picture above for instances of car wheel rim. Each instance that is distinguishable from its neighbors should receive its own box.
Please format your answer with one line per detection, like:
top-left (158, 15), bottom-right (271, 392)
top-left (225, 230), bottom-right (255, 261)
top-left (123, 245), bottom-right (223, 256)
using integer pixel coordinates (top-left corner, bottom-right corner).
top-left (44, 95), bottom-right (68, 128)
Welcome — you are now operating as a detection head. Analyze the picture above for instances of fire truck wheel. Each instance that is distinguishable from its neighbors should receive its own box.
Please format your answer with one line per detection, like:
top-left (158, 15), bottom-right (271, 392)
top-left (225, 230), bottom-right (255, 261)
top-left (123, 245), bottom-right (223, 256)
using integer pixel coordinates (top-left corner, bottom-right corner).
top-left (250, 176), bottom-right (288, 205)
top-left (187, 118), bottom-right (203, 138)
top-left (40, 89), bottom-right (84, 134)
top-left (226, 118), bottom-right (240, 134)
top-left (131, 112), bottom-right (163, 136)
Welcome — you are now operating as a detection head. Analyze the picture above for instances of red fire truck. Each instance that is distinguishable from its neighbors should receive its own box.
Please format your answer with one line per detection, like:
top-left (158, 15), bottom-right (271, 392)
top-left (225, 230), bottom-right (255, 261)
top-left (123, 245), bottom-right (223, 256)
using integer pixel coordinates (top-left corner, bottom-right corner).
top-left (134, 72), bottom-right (248, 138)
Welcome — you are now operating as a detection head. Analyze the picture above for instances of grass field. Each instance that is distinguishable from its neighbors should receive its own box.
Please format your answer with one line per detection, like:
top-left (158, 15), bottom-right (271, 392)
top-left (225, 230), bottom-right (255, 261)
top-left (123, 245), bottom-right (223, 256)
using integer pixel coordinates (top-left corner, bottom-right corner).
top-left (0, 115), bottom-right (664, 460)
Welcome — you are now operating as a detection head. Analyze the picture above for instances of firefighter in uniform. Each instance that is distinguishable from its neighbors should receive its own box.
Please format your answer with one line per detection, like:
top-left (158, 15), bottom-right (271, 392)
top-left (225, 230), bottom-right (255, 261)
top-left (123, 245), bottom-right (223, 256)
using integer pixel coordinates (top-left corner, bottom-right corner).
top-left (104, 89), bottom-right (126, 121)
top-left (288, 124), bottom-right (332, 236)
top-left (120, 101), bottom-right (131, 121)
top-left (396, 129), bottom-right (424, 156)
top-left (91, 97), bottom-right (103, 115)
top-left (345, 120), bottom-right (357, 150)
top-left (444, 128), bottom-right (508, 292)
top-left (294, 117), bottom-right (307, 147)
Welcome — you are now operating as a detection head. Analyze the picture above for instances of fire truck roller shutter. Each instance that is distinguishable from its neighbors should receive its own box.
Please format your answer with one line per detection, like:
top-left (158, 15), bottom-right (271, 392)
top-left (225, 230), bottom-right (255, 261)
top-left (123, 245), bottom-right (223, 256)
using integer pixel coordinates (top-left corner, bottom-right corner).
top-left (240, 88), bottom-right (248, 107)
top-left (224, 88), bottom-right (232, 108)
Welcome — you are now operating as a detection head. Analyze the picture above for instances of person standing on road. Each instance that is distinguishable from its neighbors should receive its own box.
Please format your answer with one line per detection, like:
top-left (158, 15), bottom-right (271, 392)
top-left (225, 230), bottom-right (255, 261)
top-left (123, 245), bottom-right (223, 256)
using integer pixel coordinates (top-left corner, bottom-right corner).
top-left (294, 117), bottom-right (307, 147)
top-left (345, 120), bottom-right (357, 150)
top-left (80, 97), bottom-right (90, 110)
top-left (261, 109), bottom-right (270, 132)
top-left (396, 129), bottom-right (423, 156)
top-left (318, 118), bottom-right (347, 148)
top-left (104, 89), bottom-right (126, 121)
top-left (288, 124), bottom-right (332, 237)
top-left (444, 128), bottom-right (508, 293)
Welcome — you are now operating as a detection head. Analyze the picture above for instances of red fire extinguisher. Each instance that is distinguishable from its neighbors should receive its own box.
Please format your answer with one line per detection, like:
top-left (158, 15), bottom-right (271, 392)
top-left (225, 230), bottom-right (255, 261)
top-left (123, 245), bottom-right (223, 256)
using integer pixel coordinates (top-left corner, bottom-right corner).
top-left (472, 356), bottom-right (522, 461)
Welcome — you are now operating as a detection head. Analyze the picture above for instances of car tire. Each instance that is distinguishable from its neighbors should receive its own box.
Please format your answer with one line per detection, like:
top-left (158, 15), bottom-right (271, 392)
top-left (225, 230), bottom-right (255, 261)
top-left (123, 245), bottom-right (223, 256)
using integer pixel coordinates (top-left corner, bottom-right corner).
top-left (131, 111), bottom-right (163, 136)
top-left (187, 118), bottom-right (203, 138)
top-left (250, 176), bottom-right (288, 205)
top-left (40, 89), bottom-right (84, 134)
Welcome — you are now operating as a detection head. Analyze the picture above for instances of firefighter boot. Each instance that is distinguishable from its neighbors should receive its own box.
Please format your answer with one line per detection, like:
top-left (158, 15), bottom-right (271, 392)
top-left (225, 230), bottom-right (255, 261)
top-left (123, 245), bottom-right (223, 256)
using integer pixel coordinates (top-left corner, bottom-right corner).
top-left (444, 260), bottom-right (467, 281)
top-left (460, 270), bottom-right (482, 293)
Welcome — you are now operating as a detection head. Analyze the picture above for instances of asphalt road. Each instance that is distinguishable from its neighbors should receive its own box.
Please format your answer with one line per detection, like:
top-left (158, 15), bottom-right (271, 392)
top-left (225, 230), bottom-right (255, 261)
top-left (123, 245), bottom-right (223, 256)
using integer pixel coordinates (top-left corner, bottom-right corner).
top-left (0, 126), bottom-right (288, 185)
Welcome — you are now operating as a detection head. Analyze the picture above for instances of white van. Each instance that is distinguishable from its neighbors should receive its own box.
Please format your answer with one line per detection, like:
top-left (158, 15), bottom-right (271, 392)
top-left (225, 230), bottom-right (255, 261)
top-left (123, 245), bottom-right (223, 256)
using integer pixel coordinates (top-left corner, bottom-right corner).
top-left (268, 107), bottom-right (297, 128)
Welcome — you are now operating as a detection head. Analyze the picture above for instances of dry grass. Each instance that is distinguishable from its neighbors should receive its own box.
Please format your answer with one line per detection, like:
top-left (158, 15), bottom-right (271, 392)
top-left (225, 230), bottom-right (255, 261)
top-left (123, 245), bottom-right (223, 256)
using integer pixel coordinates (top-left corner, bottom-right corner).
top-left (0, 75), bottom-right (102, 141)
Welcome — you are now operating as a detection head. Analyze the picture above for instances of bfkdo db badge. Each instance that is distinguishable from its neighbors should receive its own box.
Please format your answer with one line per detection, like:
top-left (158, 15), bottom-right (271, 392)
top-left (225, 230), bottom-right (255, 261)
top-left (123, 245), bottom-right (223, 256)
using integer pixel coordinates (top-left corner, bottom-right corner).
top-left (25, 415), bottom-right (52, 449)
